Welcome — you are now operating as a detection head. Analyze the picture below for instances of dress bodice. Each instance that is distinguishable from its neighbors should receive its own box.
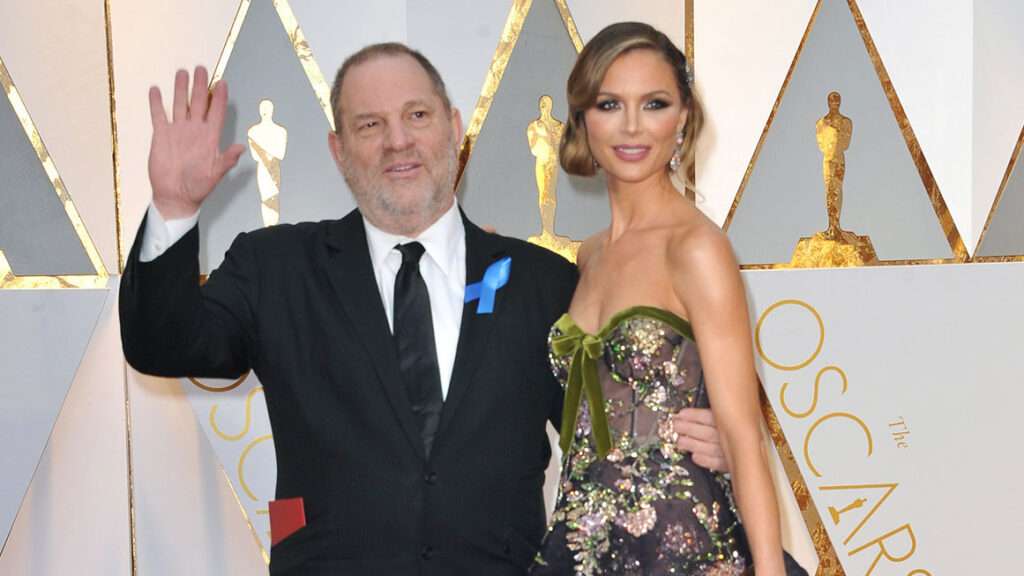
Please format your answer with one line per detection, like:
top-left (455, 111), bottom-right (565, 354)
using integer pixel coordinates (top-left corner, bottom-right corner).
top-left (549, 306), bottom-right (706, 460)
top-left (533, 307), bottom-right (750, 576)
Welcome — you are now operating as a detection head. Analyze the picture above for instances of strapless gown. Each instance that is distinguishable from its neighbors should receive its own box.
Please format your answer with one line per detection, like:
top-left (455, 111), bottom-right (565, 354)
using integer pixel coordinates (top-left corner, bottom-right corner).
top-left (531, 306), bottom-right (752, 576)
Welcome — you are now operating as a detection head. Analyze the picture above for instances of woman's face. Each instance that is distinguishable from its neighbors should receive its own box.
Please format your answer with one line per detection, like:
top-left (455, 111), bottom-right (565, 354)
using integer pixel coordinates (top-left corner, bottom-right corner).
top-left (583, 49), bottom-right (688, 186)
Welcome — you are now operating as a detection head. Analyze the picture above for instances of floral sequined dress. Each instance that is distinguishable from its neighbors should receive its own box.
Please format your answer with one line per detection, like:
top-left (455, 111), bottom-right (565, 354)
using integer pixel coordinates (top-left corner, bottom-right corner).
top-left (531, 306), bottom-right (751, 576)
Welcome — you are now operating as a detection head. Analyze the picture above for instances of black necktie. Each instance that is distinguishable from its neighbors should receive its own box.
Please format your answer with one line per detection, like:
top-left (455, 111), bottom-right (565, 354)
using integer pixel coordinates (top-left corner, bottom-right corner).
top-left (393, 242), bottom-right (443, 458)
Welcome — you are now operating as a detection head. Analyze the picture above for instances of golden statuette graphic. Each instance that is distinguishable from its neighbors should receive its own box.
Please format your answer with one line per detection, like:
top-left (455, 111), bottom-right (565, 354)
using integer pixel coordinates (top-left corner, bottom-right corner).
top-left (790, 91), bottom-right (877, 268)
top-left (248, 99), bottom-right (287, 227)
top-left (527, 95), bottom-right (580, 262)
top-left (828, 497), bottom-right (867, 525)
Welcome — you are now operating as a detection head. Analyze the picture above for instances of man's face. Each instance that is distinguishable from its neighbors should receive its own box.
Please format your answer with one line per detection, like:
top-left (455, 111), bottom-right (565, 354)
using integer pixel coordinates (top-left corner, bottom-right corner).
top-left (329, 54), bottom-right (462, 236)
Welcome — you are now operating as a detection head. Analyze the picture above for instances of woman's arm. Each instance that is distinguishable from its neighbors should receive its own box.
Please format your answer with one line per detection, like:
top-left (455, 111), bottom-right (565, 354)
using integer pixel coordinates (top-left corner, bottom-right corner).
top-left (673, 225), bottom-right (785, 576)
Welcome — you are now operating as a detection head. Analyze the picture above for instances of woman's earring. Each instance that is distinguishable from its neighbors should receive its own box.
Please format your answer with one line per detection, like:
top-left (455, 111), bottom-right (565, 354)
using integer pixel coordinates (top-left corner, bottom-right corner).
top-left (669, 129), bottom-right (685, 172)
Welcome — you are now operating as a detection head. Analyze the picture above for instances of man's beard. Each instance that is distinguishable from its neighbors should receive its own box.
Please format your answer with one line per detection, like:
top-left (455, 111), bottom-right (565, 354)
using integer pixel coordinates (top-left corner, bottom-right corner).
top-left (342, 140), bottom-right (458, 236)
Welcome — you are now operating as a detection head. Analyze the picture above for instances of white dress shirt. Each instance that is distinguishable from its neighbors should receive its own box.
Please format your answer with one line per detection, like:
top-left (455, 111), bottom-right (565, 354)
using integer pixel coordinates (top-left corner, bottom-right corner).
top-left (361, 203), bottom-right (465, 399)
top-left (139, 202), bottom-right (466, 399)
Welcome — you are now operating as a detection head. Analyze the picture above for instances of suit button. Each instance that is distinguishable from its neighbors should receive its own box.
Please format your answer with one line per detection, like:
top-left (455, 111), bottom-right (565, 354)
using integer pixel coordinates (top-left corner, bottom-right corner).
top-left (421, 545), bottom-right (434, 560)
top-left (424, 471), bottom-right (437, 484)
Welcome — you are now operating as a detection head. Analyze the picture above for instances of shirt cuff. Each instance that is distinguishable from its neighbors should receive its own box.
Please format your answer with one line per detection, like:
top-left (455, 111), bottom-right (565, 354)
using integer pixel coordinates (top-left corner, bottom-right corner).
top-left (139, 203), bottom-right (200, 262)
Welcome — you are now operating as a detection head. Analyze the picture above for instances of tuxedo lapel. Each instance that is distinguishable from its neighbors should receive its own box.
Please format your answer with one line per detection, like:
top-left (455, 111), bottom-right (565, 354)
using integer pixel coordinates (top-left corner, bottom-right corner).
top-left (323, 211), bottom-right (425, 459)
top-left (439, 216), bottom-right (503, 436)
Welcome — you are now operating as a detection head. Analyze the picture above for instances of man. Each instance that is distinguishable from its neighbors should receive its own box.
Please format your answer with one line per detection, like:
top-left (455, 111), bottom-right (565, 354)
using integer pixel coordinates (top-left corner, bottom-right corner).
top-left (121, 43), bottom-right (727, 575)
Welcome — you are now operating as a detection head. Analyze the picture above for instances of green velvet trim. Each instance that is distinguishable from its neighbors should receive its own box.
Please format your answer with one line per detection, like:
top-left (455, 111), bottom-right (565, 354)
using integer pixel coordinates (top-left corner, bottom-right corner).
top-left (554, 306), bottom-right (694, 461)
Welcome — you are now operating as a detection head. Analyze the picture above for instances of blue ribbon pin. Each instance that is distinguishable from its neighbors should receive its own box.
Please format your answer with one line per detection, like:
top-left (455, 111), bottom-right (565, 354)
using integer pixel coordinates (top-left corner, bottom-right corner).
top-left (464, 256), bottom-right (511, 314)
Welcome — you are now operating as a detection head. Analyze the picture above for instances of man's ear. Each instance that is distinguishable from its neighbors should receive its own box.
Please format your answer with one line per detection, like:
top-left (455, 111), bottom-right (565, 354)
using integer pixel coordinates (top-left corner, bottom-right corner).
top-left (327, 130), bottom-right (344, 169)
top-left (450, 107), bottom-right (464, 147)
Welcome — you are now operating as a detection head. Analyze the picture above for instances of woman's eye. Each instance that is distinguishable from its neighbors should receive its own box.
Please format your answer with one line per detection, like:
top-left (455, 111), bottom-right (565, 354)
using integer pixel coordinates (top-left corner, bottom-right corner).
top-left (596, 99), bottom-right (620, 111)
top-left (644, 99), bottom-right (670, 110)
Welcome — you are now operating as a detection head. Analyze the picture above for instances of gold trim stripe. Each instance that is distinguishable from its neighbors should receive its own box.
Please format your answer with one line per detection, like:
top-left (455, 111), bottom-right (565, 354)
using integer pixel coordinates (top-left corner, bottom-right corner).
top-left (684, 0), bottom-right (696, 201)
top-left (211, 0), bottom-right (252, 86)
top-left (121, 360), bottom-right (138, 576)
top-left (0, 56), bottom-right (109, 289)
top-left (972, 123), bottom-right (1024, 261)
top-left (553, 0), bottom-right (584, 52)
top-left (105, 0), bottom-right (124, 274)
top-left (458, 0), bottom-right (533, 180)
top-left (219, 465), bottom-right (271, 565)
top-left (104, 2), bottom-right (137, 573)
top-left (685, 0), bottom-right (694, 71)
top-left (273, 0), bottom-right (334, 130)
top-left (761, 389), bottom-right (846, 576)
top-left (741, 257), bottom-right (962, 271)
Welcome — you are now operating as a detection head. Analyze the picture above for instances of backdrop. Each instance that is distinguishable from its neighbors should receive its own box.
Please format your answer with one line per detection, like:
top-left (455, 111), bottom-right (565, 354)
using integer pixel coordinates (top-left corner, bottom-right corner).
top-left (2, 1), bottom-right (1022, 574)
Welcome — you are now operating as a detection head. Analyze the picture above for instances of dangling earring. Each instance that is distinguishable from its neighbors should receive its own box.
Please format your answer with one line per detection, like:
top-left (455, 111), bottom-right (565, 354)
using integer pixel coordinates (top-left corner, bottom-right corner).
top-left (669, 129), bottom-right (685, 172)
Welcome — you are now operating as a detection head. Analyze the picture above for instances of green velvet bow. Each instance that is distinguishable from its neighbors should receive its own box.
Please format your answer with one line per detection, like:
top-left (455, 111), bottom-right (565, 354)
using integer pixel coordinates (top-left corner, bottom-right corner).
top-left (551, 313), bottom-right (612, 459)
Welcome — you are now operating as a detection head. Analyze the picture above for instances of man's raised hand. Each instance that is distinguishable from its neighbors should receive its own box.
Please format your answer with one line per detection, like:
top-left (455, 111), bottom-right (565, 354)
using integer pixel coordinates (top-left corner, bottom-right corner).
top-left (148, 66), bottom-right (245, 219)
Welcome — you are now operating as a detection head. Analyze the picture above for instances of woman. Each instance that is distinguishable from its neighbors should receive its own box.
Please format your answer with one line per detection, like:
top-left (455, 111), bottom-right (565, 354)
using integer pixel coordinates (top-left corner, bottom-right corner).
top-left (531, 22), bottom-right (786, 575)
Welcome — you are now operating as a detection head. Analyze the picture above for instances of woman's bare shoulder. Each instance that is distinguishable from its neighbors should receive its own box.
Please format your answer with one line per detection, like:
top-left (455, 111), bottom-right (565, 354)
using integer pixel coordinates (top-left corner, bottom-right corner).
top-left (667, 212), bottom-right (742, 307)
top-left (669, 211), bottom-right (734, 267)
top-left (576, 230), bottom-right (608, 271)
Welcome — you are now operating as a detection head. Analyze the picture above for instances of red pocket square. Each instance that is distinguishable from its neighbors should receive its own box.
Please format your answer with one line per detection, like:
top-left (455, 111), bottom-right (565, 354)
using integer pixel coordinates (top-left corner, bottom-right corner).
top-left (269, 497), bottom-right (306, 546)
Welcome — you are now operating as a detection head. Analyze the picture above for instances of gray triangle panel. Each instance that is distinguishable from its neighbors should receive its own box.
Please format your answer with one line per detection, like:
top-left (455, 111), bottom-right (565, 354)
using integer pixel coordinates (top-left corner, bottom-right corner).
top-left (0, 74), bottom-right (93, 275)
top-left (976, 141), bottom-right (1024, 257)
top-left (457, 0), bottom-right (609, 243)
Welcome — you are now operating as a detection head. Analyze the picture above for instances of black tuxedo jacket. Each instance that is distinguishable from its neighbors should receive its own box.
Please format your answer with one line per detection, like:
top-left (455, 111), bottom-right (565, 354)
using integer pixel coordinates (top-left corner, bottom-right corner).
top-left (120, 208), bottom-right (578, 575)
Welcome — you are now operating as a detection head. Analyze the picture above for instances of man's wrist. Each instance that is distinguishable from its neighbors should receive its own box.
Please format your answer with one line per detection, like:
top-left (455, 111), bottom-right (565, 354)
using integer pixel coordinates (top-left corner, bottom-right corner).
top-left (153, 197), bottom-right (200, 221)
top-left (140, 203), bottom-right (200, 262)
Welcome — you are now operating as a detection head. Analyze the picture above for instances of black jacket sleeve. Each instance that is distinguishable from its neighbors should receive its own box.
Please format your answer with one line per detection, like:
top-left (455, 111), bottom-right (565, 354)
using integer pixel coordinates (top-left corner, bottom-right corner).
top-left (119, 214), bottom-right (258, 379)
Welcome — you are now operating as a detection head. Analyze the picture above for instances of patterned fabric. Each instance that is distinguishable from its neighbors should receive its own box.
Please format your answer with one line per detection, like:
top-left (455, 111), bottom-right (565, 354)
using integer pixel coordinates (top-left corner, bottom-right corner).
top-left (532, 307), bottom-right (751, 576)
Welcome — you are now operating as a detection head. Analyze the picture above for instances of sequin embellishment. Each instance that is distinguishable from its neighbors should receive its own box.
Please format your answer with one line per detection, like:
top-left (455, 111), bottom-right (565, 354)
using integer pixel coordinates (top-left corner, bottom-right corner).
top-left (531, 307), bottom-right (750, 576)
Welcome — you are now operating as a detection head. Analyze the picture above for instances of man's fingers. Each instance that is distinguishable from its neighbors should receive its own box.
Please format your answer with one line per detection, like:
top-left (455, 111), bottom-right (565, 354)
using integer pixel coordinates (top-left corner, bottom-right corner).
top-left (673, 416), bottom-right (717, 443)
top-left (149, 86), bottom-right (167, 127)
top-left (691, 451), bottom-right (727, 473)
top-left (673, 407), bottom-right (729, 473)
top-left (208, 80), bottom-right (228, 132)
top-left (677, 407), bottom-right (715, 426)
top-left (675, 433), bottom-right (712, 455)
top-left (217, 144), bottom-right (245, 178)
top-left (190, 66), bottom-right (209, 120)
top-left (676, 435), bottom-right (725, 472)
top-left (172, 69), bottom-right (189, 123)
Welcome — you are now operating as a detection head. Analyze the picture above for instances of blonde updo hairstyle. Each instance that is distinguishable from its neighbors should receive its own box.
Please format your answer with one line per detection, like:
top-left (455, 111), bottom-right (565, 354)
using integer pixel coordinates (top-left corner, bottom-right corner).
top-left (560, 22), bottom-right (704, 191)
